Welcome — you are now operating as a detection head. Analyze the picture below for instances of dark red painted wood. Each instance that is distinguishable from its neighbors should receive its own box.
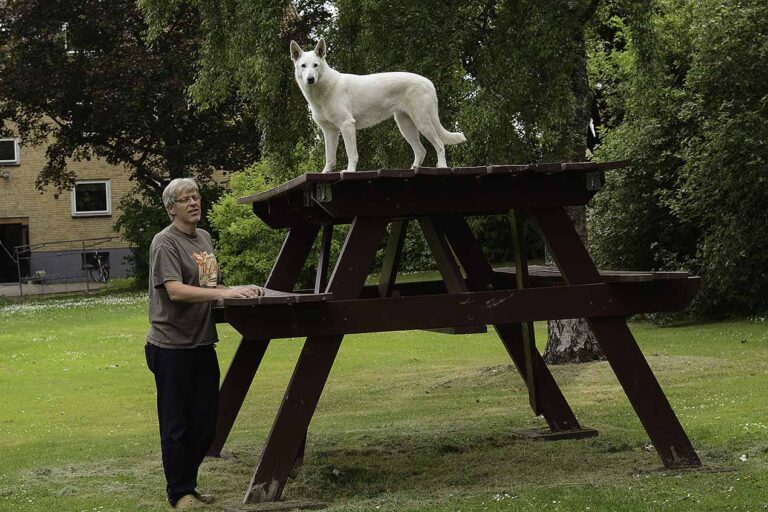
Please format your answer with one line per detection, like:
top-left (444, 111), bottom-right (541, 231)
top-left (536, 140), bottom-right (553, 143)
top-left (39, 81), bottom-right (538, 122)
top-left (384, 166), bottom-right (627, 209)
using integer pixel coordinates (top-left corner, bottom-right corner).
top-left (208, 223), bottom-right (319, 457)
top-left (314, 225), bottom-right (333, 294)
top-left (418, 217), bottom-right (486, 334)
top-left (244, 217), bottom-right (389, 503)
top-left (378, 220), bottom-right (408, 297)
top-left (531, 207), bottom-right (700, 467)
top-left (508, 210), bottom-right (541, 415)
top-left (428, 214), bottom-right (581, 430)
top-left (224, 279), bottom-right (701, 339)
top-left (419, 217), bottom-right (469, 293)
top-left (212, 160), bottom-right (703, 503)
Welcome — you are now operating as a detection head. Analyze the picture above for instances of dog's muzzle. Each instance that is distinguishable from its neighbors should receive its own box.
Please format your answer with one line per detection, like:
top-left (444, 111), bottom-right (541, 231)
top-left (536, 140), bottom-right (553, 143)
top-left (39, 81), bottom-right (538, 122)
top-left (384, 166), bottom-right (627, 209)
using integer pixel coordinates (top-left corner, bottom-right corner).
top-left (306, 77), bottom-right (316, 84)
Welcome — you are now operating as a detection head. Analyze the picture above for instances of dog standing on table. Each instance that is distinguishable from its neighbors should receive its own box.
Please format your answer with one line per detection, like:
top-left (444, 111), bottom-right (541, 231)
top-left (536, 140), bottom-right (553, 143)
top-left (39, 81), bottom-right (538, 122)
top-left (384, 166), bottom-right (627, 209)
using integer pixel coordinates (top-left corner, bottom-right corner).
top-left (290, 38), bottom-right (466, 173)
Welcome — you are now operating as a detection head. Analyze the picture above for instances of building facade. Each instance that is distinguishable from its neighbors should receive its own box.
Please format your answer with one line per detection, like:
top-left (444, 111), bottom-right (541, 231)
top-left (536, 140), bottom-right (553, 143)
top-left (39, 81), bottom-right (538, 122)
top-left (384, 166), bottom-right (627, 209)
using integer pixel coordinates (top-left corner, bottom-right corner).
top-left (0, 137), bottom-right (134, 283)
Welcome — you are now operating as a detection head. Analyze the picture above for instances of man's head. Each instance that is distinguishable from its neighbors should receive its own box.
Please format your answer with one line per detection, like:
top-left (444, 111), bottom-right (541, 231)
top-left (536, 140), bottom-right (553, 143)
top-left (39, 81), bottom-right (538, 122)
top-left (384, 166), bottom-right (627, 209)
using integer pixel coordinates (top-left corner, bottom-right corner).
top-left (163, 178), bottom-right (201, 224)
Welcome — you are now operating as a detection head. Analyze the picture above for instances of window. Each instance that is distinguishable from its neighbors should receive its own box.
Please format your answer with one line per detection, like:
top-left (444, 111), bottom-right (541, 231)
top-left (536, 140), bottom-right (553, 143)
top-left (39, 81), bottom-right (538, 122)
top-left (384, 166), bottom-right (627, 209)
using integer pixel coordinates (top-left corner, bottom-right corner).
top-left (0, 139), bottom-right (20, 165)
top-left (71, 180), bottom-right (112, 217)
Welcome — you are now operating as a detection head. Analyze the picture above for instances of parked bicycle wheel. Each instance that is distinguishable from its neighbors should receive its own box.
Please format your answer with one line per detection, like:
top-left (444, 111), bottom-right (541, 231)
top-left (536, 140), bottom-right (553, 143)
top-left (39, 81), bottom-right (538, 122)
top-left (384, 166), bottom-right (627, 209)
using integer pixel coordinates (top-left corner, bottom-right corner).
top-left (89, 265), bottom-right (110, 283)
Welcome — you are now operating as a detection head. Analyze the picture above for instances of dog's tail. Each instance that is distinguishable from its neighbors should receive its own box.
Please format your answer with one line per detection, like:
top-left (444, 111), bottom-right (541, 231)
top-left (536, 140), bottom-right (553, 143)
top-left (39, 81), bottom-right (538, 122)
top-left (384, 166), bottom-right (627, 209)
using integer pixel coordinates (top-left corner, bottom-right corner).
top-left (435, 121), bottom-right (466, 145)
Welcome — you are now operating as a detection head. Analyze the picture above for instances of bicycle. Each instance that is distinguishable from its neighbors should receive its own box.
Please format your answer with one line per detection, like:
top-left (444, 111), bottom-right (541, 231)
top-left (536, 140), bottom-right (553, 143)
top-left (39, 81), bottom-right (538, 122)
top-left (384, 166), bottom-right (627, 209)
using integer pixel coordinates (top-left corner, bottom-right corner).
top-left (86, 251), bottom-right (110, 283)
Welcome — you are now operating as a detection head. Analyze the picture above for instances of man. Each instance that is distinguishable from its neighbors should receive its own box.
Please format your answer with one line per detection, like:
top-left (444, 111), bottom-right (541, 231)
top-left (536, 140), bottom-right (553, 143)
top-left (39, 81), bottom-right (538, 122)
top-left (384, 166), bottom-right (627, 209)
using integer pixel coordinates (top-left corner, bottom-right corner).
top-left (145, 177), bottom-right (263, 509)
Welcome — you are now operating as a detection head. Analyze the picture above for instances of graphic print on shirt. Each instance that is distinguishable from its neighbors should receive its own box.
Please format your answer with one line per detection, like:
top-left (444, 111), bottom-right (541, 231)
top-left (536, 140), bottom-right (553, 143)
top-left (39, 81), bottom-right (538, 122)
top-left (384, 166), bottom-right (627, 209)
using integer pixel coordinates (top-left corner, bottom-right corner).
top-left (191, 251), bottom-right (219, 288)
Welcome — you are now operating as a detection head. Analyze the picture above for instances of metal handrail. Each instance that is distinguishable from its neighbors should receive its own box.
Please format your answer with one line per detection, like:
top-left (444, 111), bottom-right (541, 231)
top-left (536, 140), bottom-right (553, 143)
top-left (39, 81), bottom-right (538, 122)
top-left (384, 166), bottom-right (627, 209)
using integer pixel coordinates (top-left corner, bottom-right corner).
top-left (13, 235), bottom-right (117, 253)
top-left (10, 235), bottom-right (119, 300)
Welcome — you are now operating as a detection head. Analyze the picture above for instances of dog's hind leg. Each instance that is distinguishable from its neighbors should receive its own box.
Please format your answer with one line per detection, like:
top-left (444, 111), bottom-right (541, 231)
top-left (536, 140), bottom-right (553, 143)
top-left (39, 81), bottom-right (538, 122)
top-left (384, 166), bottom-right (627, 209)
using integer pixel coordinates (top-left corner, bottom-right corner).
top-left (394, 112), bottom-right (426, 168)
top-left (412, 116), bottom-right (446, 168)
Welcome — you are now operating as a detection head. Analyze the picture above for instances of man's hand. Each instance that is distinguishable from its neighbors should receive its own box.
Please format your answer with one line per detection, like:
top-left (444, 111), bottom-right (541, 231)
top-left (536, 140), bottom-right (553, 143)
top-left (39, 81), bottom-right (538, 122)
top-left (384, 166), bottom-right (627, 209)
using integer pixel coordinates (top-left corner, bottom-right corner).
top-left (165, 281), bottom-right (265, 304)
top-left (220, 285), bottom-right (265, 299)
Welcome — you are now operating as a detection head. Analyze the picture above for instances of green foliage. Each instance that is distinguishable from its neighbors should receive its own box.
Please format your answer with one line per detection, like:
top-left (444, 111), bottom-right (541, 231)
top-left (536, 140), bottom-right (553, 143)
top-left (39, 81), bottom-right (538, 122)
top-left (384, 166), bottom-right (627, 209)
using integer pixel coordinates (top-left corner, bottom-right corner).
top-left (138, 0), bottom-right (332, 181)
top-left (678, 0), bottom-right (768, 315)
top-left (0, 0), bottom-right (262, 292)
top-left (138, 0), bottom-right (768, 317)
top-left (139, 0), bottom-right (603, 173)
top-left (207, 159), bottom-right (299, 286)
top-left (590, 0), bottom-right (768, 316)
top-left (113, 186), bottom-right (167, 284)
top-left (0, 0), bottom-right (260, 194)
top-left (136, 0), bottom-right (603, 273)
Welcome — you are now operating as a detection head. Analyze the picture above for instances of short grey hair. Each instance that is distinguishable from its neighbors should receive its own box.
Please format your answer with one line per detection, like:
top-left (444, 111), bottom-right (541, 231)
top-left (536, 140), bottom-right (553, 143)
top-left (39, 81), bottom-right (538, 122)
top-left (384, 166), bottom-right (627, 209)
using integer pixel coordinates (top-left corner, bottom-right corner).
top-left (162, 178), bottom-right (199, 220)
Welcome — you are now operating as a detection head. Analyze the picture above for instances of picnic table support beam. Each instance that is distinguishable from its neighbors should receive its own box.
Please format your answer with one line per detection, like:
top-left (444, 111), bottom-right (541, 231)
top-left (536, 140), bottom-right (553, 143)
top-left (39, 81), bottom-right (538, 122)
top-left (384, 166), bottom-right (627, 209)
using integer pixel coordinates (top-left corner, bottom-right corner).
top-left (431, 214), bottom-right (583, 432)
top-left (419, 217), bottom-right (468, 293)
top-left (378, 220), bottom-right (408, 297)
top-left (208, 223), bottom-right (320, 457)
top-left (419, 217), bottom-right (486, 334)
top-left (531, 206), bottom-right (701, 467)
top-left (223, 279), bottom-right (701, 338)
top-left (244, 217), bottom-right (389, 504)
top-left (314, 224), bottom-right (333, 293)
top-left (288, 225), bottom-right (336, 473)
top-left (509, 210), bottom-right (541, 415)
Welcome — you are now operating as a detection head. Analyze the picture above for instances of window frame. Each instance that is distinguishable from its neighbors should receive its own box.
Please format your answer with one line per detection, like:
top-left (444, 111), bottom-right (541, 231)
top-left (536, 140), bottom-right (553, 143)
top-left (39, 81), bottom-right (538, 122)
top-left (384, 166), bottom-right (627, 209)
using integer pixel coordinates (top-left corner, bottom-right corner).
top-left (0, 138), bottom-right (20, 165)
top-left (70, 179), bottom-right (112, 217)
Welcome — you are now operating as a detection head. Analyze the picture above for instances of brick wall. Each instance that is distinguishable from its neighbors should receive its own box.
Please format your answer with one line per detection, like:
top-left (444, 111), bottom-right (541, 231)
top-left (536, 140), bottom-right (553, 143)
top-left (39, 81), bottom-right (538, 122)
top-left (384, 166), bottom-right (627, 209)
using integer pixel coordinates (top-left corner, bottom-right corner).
top-left (1, 135), bottom-right (233, 282)
top-left (0, 140), bottom-right (133, 252)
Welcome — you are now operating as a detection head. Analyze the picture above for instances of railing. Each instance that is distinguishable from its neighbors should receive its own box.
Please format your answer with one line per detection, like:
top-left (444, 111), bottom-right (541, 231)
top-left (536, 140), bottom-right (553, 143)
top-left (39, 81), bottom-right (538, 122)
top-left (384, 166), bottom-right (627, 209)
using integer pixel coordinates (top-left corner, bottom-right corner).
top-left (10, 236), bottom-right (118, 300)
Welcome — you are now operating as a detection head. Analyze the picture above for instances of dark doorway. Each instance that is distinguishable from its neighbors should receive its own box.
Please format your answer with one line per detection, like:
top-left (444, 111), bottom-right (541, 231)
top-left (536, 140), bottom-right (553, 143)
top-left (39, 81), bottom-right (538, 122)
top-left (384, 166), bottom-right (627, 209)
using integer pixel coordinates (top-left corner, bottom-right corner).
top-left (0, 222), bottom-right (29, 283)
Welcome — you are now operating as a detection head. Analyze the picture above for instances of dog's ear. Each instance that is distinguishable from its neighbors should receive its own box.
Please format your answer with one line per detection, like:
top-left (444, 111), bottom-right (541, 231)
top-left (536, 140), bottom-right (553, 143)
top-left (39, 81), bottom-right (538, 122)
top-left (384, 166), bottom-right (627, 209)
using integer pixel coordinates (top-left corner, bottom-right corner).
top-left (314, 38), bottom-right (326, 59)
top-left (290, 40), bottom-right (302, 61)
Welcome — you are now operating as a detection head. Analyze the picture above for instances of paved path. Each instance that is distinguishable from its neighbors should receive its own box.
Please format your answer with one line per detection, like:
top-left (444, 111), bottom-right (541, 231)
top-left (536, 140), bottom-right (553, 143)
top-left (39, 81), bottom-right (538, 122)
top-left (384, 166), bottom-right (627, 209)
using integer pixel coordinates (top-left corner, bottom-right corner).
top-left (0, 281), bottom-right (109, 298)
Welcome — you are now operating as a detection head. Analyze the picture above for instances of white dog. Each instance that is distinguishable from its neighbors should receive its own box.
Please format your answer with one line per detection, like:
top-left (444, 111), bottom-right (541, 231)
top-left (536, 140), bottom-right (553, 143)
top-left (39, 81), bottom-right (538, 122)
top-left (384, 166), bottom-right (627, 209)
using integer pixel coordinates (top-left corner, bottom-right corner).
top-left (290, 38), bottom-right (466, 172)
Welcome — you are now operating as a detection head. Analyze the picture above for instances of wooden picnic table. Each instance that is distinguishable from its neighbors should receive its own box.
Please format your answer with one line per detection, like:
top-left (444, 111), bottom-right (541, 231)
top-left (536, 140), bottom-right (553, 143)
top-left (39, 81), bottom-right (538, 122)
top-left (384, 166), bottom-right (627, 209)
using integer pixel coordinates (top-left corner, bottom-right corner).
top-left (211, 161), bottom-right (701, 504)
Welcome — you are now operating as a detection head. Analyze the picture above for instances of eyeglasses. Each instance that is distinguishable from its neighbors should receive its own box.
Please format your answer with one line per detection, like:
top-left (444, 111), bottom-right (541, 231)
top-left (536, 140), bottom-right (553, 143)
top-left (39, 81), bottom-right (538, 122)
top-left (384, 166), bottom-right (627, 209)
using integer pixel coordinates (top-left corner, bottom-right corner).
top-left (174, 194), bottom-right (201, 204)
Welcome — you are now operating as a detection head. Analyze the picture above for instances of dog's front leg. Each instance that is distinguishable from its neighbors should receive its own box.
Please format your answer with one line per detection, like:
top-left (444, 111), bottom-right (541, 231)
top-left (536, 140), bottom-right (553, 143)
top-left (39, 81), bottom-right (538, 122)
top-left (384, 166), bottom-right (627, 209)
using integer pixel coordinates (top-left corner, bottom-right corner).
top-left (320, 125), bottom-right (339, 173)
top-left (339, 119), bottom-right (358, 172)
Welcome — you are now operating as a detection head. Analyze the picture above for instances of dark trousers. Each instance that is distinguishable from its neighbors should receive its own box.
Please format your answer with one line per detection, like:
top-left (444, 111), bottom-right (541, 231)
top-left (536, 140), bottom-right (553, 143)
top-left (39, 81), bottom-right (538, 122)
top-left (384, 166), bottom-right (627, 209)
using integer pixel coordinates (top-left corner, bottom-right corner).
top-left (145, 343), bottom-right (219, 506)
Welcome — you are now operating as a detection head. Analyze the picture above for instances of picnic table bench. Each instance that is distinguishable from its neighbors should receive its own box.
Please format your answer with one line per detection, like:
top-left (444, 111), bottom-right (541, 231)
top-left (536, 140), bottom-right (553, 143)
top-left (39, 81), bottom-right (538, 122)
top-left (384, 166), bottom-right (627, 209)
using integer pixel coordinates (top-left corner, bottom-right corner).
top-left (211, 161), bottom-right (701, 504)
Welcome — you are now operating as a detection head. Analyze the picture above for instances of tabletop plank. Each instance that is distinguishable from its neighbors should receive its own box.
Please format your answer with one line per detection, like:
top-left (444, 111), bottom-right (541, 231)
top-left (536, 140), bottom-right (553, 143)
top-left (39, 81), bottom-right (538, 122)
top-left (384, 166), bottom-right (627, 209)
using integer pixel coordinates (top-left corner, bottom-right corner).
top-left (238, 173), bottom-right (339, 204)
top-left (495, 265), bottom-right (688, 283)
top-left (413, 166), bottom-right (453, 176)
top-left (451, 166), bottom-right (487, 175)
top-left (221, 288), bottom-right (333, 306)
top-left (221, 279), bottom-right (701, 337)
top-left (378, 168), bottom-right (415, 178)
top-left (237, 160), bottom-right (632, 206)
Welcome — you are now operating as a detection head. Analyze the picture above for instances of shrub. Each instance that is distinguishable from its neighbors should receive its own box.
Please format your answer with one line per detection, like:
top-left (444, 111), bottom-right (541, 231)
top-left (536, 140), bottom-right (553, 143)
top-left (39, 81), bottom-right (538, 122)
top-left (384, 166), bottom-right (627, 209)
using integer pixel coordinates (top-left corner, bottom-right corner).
top-left (207, 161), bottom-right (292, 286)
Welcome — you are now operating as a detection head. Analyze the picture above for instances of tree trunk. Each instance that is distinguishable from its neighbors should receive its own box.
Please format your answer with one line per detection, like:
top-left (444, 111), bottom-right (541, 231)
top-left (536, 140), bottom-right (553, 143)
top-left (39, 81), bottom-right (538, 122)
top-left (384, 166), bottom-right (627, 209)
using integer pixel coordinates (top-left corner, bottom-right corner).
top-left (543, 207), bottom-right (603, 364)
top-left (543, 2), bottom-right (604, 365)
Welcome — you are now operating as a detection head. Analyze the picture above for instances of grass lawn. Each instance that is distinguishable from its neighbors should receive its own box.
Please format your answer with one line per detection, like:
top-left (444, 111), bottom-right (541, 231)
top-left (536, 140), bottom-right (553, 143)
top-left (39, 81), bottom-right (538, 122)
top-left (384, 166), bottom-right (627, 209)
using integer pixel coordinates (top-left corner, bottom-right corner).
top-left (0, 288), bottom-right (767, 511)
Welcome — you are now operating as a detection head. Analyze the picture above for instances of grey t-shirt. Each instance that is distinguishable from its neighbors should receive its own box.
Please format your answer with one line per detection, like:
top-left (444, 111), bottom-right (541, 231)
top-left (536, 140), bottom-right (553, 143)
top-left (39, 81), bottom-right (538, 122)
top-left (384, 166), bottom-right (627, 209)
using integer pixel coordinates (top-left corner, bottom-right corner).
top-left (146, 224), bottom-right (220, 349)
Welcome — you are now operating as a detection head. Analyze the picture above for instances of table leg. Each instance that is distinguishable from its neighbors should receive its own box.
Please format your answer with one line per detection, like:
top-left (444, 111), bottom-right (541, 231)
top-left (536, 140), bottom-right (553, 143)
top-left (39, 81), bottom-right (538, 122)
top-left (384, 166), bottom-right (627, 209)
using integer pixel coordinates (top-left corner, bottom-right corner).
top-left (314, 224), bottom-right (333, 293)
top-left (509, 210), bottom-right (540, 415)
top-left (281, 225), bottom-right (334, 472)
top-left (208, 223), bottom-right (320, 457)
top-left (419, 217), bottom-right (468, 293)
top-left (419, 217), bottom-right (486, 334)
top-left (378, 220), bottom-right (408, 297)
top-left (208, 339), bottom-right (269, 457)
top-left (531, 207), bottom-right (700, 467)
top-left (431, 215), bottom-right (582, 431)
top-left (244, 217), bottom-right (389, 503)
